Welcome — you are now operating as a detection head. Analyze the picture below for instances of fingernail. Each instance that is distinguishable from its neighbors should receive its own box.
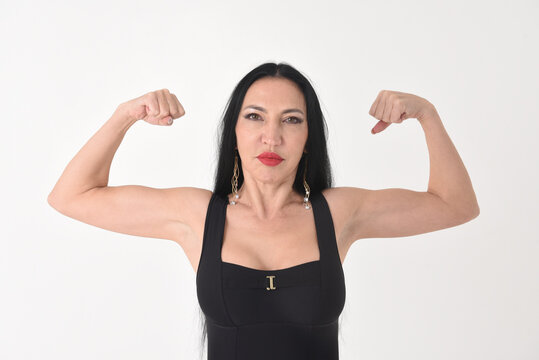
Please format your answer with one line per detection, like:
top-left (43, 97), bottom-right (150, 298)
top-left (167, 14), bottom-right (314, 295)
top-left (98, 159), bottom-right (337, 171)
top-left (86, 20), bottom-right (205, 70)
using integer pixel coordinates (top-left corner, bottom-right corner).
top-left (167, 118), bottom-right (173, 125)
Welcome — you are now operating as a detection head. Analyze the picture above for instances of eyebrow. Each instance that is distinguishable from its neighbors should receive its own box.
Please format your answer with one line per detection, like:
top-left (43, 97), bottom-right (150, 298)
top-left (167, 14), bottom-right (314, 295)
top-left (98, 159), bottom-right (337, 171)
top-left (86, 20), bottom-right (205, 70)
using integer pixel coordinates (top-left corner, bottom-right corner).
top-left (243, 105), bottom-right (304, 116)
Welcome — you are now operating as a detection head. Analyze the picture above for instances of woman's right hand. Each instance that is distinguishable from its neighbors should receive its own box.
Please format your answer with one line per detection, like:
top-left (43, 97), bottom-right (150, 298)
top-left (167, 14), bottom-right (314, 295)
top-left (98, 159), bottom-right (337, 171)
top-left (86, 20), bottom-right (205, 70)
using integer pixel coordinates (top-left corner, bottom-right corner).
top-left (117, 88), bottom-right (185, 126)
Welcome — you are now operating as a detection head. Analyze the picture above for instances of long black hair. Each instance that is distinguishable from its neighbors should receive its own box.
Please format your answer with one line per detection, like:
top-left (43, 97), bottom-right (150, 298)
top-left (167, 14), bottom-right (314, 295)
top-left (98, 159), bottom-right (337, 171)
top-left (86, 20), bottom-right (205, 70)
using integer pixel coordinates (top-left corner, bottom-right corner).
top-left (198, 61), bottom-right (334, 359)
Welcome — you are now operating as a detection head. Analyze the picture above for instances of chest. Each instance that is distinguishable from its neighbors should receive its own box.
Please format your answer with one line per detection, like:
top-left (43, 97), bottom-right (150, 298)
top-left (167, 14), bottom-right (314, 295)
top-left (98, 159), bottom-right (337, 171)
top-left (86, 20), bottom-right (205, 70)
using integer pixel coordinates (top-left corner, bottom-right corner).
top-left (195, 192), bottom-right (348, 330)
top-left (221, 208), bottom-right (322, 271)
top-left (187, 189), bottom-right (356, 274)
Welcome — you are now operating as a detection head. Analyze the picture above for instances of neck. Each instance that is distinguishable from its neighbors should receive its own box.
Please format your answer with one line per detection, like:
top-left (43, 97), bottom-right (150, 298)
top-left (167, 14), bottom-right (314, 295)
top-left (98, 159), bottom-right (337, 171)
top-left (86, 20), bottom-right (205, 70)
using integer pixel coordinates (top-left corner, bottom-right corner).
top-left (231, 182), bottom-right (303, 221)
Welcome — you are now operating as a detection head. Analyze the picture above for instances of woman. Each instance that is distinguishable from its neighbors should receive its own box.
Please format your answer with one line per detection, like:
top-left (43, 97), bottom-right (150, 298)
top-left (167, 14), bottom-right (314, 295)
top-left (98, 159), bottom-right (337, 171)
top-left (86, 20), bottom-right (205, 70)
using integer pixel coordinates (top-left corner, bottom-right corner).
top-left (48, 62), bottom-right (480, 359)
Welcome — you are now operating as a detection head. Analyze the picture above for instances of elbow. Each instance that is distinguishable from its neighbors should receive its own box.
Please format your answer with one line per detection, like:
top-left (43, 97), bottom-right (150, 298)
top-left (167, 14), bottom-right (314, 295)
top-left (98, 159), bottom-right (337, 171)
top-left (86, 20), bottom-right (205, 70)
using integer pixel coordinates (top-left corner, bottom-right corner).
top-left (47, 192), bottom-right (63, 210)
top-left (47, 192), bottom-right (55, 207)
top-left (470, 204), bottom-right (480, 219)
top-left (460, 203), bottom-right (480, 223)
top-left (447, 200), bottom-right (480, 224)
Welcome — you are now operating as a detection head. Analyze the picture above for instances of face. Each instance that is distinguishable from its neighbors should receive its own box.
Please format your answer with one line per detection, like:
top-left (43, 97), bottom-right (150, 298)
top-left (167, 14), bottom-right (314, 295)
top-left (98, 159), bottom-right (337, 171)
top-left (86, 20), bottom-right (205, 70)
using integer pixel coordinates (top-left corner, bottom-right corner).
top-left (235, 76), bottom-right (308, 186)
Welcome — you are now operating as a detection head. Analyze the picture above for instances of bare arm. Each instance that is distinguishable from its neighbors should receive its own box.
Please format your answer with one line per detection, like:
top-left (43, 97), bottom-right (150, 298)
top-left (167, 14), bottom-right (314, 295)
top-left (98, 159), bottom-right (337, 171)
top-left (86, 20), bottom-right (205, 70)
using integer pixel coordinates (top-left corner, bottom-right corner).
top-left (48, 105), bottom-right (138, 202)
top-left (343, 91), bottom-right (479, 242)
top-left (47, 89), bottom-right (204, 244)
top-left (419, 106), bottom-right (480, 217)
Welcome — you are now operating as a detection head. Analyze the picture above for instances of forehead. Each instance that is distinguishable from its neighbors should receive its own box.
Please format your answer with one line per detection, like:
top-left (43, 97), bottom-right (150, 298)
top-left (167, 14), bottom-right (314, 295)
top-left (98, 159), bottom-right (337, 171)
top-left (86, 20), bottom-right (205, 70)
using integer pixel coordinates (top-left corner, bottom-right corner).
top-left (242, 77), bottom-right (306, 110)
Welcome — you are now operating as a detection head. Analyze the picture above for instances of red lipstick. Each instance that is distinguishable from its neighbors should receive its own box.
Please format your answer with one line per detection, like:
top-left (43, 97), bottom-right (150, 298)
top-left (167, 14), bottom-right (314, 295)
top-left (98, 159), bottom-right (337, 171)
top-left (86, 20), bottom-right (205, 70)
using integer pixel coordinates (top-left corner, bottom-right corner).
top-left (257, 151), bottom-right (283, 166)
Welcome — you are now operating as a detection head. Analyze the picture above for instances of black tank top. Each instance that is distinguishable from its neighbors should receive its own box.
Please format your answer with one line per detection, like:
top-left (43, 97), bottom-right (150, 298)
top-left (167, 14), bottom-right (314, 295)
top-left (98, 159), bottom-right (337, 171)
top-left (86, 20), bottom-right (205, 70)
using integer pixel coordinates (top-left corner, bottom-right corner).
top-left (196, 191), bottom-right (346, 360)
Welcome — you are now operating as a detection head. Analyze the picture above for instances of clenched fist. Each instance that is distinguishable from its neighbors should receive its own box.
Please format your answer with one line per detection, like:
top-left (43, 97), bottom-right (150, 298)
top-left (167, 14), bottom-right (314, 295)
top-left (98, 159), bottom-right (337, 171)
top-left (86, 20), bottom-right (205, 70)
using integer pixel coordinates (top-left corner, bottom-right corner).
top-left (117, 89), bottom-right (186, 126)
top-left (369, 90), bottom-right (436, 134)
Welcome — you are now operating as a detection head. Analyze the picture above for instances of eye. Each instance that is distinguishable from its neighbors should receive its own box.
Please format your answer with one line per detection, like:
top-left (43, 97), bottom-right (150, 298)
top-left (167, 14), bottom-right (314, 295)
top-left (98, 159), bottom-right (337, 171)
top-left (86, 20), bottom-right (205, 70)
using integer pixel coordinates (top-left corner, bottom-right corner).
top-left (245, 113), bottom-right (261, 120)
top-left (285, 116), bottom-right (303, 124)
top-left (244, 113), bottom-right (303, 124)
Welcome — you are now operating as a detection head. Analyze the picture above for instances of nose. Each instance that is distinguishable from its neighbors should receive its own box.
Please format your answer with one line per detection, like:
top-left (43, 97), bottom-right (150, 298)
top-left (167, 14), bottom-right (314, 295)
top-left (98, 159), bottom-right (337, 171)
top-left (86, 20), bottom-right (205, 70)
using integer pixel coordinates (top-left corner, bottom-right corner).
top-left (261, 121), bottom-right (282, 146)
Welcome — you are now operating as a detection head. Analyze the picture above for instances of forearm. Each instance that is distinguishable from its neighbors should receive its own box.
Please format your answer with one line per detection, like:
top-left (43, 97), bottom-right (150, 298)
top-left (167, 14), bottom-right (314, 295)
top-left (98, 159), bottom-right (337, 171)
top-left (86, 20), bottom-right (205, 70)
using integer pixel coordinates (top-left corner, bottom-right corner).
top-left (48, 106), bottom-right (137, 203)
top-left (419, 107), bottom-right (480, 217)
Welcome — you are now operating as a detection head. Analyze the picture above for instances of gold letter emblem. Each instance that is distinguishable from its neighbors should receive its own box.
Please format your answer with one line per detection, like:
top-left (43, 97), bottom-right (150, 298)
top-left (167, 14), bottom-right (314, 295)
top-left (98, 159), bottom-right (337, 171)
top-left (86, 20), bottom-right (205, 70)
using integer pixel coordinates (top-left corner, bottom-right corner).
top-left (266, 275), bottom-right (276, 290)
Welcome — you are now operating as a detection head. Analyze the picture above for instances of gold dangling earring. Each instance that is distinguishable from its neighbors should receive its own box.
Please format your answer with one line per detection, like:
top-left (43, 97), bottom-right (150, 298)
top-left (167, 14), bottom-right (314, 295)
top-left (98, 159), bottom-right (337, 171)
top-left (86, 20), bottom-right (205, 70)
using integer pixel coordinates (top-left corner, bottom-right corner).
top-left (303, 152), bottom-right (311, 210)
top-left (230, 149), bottom-right (239, 205)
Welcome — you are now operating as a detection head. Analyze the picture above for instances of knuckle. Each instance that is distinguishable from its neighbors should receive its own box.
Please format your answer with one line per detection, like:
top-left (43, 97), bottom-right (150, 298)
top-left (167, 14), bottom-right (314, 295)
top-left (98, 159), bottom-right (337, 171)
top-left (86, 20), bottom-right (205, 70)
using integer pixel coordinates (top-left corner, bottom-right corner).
top-left (148, 93), bottom-right (158, 102)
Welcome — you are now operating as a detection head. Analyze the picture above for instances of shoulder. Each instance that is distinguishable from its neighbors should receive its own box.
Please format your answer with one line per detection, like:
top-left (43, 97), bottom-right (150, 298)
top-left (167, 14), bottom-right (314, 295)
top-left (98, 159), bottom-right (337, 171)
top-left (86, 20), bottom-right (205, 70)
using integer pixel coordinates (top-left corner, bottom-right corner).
top-left (169, 186), bottom-right (214, 211)
top-left (167, 187), bottom-right (214, 236)
top-left (319, 187), bottom-right (369, 245)
top-left (320, 186), bottom-right (369, 216)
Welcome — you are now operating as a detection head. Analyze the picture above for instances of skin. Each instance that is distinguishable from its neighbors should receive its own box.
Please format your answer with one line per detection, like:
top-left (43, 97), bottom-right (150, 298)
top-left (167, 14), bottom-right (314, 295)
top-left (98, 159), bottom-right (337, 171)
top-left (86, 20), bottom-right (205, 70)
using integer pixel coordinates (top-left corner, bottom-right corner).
top-left (48, 83), bottom-right (480, 273)
top-left (231, 76), bottom-right (309, 220)
top-left (214, 77), bottom-right (328, 270)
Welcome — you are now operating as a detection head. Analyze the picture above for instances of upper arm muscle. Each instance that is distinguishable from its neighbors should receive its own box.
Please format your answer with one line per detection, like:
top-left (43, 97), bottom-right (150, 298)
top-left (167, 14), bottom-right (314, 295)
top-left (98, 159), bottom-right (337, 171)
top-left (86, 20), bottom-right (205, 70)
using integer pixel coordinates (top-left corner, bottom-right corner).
top-left (49, 185), bottom-right (212, 245)
top-left (345, 187), bottom-right (472, 242)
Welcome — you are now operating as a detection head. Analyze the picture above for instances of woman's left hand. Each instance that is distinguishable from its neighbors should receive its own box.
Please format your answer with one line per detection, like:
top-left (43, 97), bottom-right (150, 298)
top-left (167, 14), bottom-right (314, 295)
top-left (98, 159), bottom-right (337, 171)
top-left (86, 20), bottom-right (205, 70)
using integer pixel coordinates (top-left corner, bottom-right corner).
top-left (368, 90), bottom-right (435, 134)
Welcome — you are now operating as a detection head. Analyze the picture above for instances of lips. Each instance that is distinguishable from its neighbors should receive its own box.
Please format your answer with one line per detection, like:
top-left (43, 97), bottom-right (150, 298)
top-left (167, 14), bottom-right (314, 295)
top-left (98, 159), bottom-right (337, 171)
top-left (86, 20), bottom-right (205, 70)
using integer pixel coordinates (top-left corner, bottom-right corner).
top-left (257, 151), bottom-right (283, 166)
top-left (257, 152), bottom-right (283, 160)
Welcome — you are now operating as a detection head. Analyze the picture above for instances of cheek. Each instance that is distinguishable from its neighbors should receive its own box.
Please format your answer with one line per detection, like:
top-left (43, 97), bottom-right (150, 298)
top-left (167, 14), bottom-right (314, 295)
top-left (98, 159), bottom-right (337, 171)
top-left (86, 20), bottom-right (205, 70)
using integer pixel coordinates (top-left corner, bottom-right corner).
top-left (235, 123), bottom-right (249, 143)
top-left (293, 130), bottom-right (308, 147)
top-left (236, 131), bottom-right (257, 146)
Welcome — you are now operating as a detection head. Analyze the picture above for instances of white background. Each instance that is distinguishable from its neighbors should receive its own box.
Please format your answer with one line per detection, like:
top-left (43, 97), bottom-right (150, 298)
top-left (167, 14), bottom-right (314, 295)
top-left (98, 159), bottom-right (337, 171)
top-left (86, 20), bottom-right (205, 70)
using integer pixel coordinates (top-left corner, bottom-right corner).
top-left (2, 0), bottom-right (538, 359)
